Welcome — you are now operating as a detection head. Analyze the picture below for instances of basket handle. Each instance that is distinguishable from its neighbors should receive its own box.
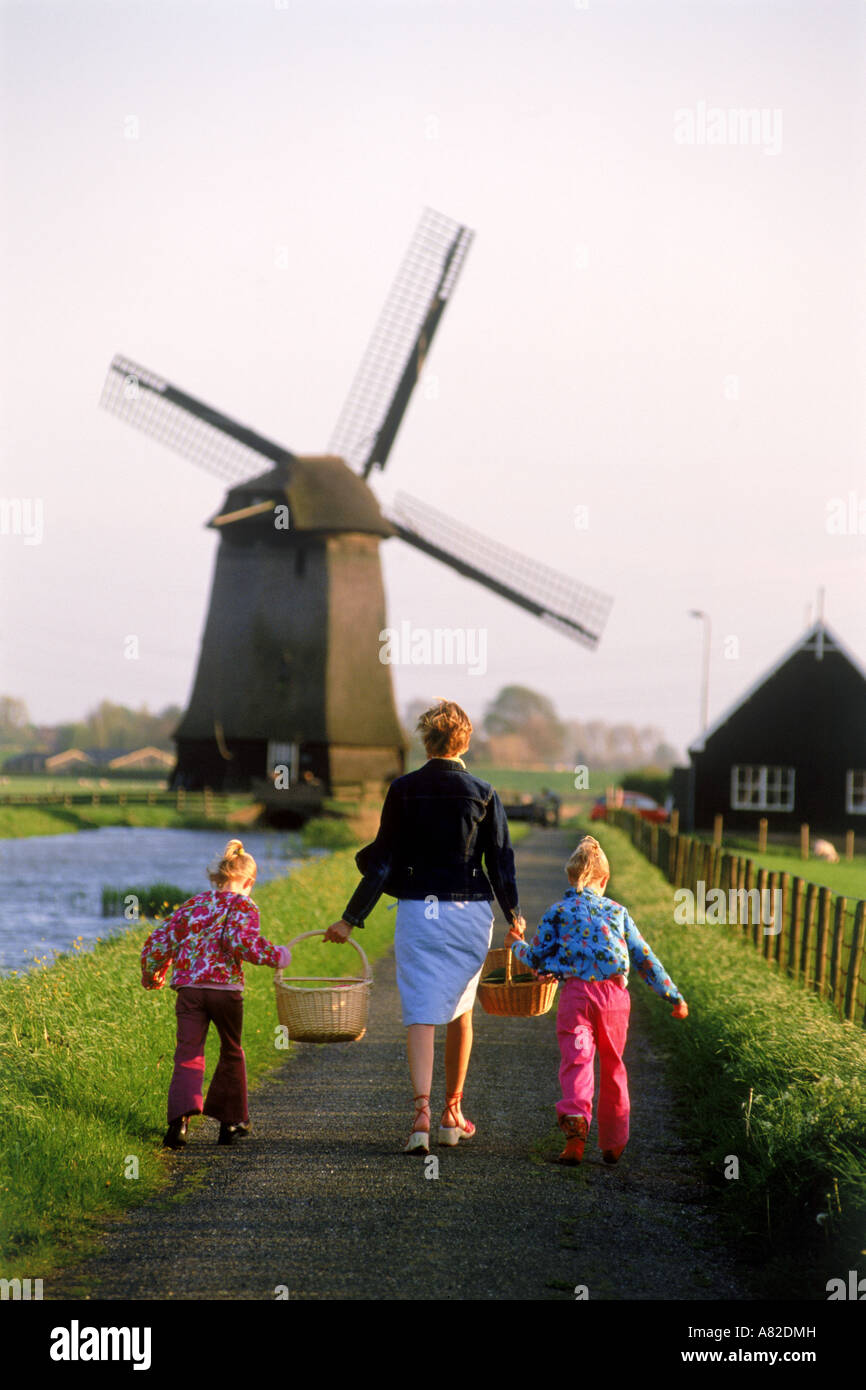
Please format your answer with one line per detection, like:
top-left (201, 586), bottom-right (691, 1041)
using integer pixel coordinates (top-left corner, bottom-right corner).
top-left (275, 929), bottom-right (372, 984)
top-left (505, 942), bottom-right (513, 983)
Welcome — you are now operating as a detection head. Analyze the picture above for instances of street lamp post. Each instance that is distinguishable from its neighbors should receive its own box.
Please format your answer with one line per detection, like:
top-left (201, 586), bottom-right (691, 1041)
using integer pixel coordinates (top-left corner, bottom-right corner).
top-left (689, 610), bottom-right (711, 736)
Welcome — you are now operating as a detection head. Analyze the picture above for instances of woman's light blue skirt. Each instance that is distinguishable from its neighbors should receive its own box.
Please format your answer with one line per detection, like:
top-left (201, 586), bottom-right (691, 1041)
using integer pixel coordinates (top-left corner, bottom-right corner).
top-left (394, 898), bottom-right (495, 1026)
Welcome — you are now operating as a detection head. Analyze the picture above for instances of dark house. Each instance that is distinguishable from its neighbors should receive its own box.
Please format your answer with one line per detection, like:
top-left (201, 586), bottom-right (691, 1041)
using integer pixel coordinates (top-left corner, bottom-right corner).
top-left (673, 621), bottom-right (866, 834)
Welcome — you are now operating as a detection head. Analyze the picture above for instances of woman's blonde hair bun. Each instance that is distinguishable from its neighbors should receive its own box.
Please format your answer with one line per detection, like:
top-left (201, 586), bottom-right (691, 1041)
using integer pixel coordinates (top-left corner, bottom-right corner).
top-left (416, 699), bottom-right (472, 758)
top-left (566, 835), bottom-right (610, 888)
top-left (208, 838), bottom-right (257, 886)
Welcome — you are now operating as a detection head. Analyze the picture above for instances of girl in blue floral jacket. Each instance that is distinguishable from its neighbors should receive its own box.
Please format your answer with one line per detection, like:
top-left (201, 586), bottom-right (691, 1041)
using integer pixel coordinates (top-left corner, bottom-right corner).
top-left (506, 835), bottom-right (688, 1165)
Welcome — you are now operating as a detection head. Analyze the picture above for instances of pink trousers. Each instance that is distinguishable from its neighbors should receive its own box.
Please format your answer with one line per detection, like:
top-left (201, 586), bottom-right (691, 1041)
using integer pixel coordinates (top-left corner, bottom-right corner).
top-left (556, 978), bottom-right (631, 1150)
top-left (166, 987), bottom-right (249, 1126)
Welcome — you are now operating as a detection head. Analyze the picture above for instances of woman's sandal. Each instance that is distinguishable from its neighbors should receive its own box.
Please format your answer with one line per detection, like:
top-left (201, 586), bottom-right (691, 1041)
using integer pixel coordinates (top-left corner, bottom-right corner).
top-left (403, 1094), bottom-right (431, 1155)
top-left (438, 1091), bottom-right (476, 1146)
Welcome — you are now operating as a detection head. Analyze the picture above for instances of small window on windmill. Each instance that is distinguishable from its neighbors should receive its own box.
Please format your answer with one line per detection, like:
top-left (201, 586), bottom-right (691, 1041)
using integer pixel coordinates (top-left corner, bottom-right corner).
top-left (731, 765), bottom-right (795, 812)
top-left (845, 770), bottom-right (866, 815)
top-left (268, 742), bottom-right (299, 786)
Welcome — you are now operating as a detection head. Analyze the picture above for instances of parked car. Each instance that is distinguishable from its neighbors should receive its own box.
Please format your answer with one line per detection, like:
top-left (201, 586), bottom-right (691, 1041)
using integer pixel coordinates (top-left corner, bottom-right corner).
top-left (590, 791), bottom-right (668, 824)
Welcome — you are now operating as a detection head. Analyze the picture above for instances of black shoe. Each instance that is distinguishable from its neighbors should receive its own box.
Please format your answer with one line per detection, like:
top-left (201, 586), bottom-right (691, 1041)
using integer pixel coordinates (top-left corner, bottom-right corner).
top-left (218, 1123), bottom-right (237, 1145)
top-left (234, 1123), bottom-right (252, 1137)
top-left (162, 1117), bottom-right (188, 1150)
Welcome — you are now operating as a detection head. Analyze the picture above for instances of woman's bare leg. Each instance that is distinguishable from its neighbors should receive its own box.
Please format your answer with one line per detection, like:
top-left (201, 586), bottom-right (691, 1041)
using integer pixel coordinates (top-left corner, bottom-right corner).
top-left (443, 1009), bottom-right (473, 1124)
top-left (406, 1023), bottom-right (434, 1131)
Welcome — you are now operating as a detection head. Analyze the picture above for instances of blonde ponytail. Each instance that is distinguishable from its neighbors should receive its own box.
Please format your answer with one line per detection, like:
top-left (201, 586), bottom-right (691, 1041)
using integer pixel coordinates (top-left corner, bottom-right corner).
top-left (566, 835), bottom-right (610, 889)
top-left (208, 838), bottom-right (257, 887)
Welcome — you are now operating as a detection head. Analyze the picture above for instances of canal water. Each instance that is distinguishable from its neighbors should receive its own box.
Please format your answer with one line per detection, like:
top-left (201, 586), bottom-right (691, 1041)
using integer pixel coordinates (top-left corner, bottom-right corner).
top-left (0, 826), bottom-right (316, 975)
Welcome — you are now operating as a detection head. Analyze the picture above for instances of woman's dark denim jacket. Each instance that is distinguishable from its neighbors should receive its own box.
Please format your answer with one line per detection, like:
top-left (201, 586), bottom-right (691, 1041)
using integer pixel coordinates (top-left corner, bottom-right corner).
top-left (342, 759), bottom-right (520, 927)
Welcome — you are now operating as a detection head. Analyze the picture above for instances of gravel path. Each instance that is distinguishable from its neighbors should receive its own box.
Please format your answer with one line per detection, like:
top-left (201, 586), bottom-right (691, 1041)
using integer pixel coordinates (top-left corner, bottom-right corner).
top-left (51, 829), bottom-right (749, 1302)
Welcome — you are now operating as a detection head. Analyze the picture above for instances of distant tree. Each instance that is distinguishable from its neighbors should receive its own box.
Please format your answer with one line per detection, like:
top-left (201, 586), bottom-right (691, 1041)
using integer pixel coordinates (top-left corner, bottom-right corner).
top-left (484, 686), bottom-right (565, 764)
top-left (0, 696), bottom-right (29, 745)
top-left (54, 702), bottom-right (182, 753)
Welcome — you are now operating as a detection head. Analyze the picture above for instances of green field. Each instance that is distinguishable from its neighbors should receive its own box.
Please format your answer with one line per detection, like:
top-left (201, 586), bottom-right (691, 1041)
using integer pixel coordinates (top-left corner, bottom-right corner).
top-left (703, 840), bottom-right (866, 904)
top-left (459, 764), bottom-right (603, 798)
top-left (0, 777), bottom-right (169, 795)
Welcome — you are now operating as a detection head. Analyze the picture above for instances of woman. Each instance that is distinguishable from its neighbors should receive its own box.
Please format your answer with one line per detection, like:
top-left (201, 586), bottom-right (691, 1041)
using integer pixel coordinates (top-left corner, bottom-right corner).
top-left (325, 700), bottom-right (525, 1154)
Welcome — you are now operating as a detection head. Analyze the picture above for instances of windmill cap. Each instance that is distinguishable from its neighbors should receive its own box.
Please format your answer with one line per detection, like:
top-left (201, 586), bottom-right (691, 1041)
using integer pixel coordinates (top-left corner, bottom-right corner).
top-left (208, 455), bottom-right (396, 537)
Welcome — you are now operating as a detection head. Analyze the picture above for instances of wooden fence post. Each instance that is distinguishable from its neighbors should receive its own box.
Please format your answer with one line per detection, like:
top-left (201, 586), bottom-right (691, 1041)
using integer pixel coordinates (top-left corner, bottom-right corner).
top-left (773, 872), bottom-right (788, 965)
top-left (713, 813), bottom-right (723, 848)
top-left (723, 852), bottom-right (735, 894)
top-left (829, 896), bottom-right (847, 1013)
top-left (670, 809), bottom-right (679, 837)
top-left (668, 833), bottom-right (679, 883)
top-left (800, 823), bottom-right (809, 859)
top-left (845, 830), bottom-right (854, 862)
top-left (813, 887), bottom-right (832, 998)
top-left (800, 882), bottom-right (818, 988)
top-left (762, 871), bottom-right (777, 958)
top-left (788, 877), bottom-right (803, 979)
top-left (677, 837), bottom-right (689, 889)
top-left (843, 902), bottom-right (865, 1023)
top-left (758, 818), bottom-right (768, 853)
top-left (755, 867), bottom-right (767, 948)
top-left (741, 858), bottom-right (753, 936)
top-left (687, 838), bottom-right (698, 893)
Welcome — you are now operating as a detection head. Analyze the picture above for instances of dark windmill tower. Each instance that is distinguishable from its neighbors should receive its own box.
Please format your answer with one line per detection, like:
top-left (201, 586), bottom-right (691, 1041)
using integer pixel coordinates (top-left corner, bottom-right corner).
top-left (100, 210), bottom-right (613, 798)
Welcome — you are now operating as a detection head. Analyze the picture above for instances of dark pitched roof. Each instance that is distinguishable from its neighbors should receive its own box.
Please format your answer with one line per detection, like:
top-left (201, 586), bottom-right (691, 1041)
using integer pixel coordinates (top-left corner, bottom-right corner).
top-left (689, 620), bottom-right (866, 755)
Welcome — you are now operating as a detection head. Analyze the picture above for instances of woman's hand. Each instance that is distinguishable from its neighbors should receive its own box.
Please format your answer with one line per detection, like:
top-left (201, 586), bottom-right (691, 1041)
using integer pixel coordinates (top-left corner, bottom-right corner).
top-left (324, 919), bottom-right (354, 943)
top-left (671, 999), bottom-right (688, 1018)
top-left (504, 914), bottom-right (526, 949)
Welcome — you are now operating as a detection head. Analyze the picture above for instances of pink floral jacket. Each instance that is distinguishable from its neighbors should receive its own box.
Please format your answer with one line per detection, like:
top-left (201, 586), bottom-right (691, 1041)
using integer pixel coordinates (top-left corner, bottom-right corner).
top-left (140, 890), bottom-right (290, 992)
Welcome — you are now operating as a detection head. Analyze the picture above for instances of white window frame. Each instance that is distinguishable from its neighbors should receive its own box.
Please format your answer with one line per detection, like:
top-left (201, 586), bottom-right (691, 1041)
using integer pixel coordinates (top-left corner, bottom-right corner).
top-left (730, 765), bottom-right (795, 812)
top-left (845, 769), bottom-right (866, 815)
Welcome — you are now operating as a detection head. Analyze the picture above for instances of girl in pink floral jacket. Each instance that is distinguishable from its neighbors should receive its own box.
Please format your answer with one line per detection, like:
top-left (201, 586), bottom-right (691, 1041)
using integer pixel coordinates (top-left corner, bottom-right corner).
top-left (141, 838), bottom-right (291, 1149)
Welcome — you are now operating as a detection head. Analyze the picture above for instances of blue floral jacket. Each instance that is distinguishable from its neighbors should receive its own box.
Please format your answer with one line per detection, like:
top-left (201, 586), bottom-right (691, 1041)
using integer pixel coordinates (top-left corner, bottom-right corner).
top-left (511, 886), bottom-right (683, 1003)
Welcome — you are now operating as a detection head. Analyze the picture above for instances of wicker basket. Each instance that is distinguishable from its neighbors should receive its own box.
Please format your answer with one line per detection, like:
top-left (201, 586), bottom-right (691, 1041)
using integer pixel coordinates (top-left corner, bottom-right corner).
top-left (274, 930), bottom-right (371, 1043)
top-left (477, 945), bottom-right (558, 1018)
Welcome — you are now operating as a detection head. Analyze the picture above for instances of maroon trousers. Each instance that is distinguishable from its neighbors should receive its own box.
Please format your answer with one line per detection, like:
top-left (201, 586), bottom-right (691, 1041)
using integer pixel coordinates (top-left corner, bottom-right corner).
top-left (166, 987), bottom-right (249, 1126)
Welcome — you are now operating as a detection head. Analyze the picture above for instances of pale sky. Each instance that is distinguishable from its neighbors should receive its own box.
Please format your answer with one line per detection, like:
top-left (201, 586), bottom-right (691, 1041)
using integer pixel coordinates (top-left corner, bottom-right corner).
top-left (2, 0), bottom-right (864, 759)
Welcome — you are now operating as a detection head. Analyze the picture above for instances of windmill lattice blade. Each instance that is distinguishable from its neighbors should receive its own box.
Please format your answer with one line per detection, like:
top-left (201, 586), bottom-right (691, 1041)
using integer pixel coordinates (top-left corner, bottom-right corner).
top-left (329, 208), bottom-right (473, 478)
top-left (99, 355), bottom-right (288, 485)
top-left (386, 493), bottom-right (613, 649)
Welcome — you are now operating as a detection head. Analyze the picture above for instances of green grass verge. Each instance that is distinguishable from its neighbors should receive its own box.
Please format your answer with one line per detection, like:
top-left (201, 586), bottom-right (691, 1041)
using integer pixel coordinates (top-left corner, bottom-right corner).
top-left (0, 848), bottom-right (396, 1280)
top-left (592, 822), bottom-right (866, 1299)
top-left (0, 803), bottom-right (253, 839)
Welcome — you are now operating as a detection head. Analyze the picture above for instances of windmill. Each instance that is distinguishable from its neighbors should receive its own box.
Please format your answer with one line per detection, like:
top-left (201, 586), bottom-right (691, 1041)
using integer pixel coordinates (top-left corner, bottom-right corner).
top-left (99, 209), bottom-right (613, 796)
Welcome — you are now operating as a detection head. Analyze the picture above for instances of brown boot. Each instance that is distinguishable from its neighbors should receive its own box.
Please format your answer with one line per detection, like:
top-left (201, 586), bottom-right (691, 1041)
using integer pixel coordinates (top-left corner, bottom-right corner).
top-left (557, 1114), bottom-right (588, 1165)
top-left (602, 1145), bottom-right (625, 1165)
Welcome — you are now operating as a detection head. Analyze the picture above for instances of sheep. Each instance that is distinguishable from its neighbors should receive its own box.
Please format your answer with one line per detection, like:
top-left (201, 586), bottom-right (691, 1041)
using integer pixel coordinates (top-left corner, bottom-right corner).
top-left (812, 838), bottom-right (840, 863)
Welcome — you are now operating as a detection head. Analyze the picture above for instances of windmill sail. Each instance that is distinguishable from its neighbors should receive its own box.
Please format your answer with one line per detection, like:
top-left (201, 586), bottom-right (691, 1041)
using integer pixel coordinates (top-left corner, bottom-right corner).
top-left (99, 354), bottom-right (283, 484)
top-left (329, 208), bottom-right (473, 479)
top-left (386, 493), bottom-right (613, 649)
